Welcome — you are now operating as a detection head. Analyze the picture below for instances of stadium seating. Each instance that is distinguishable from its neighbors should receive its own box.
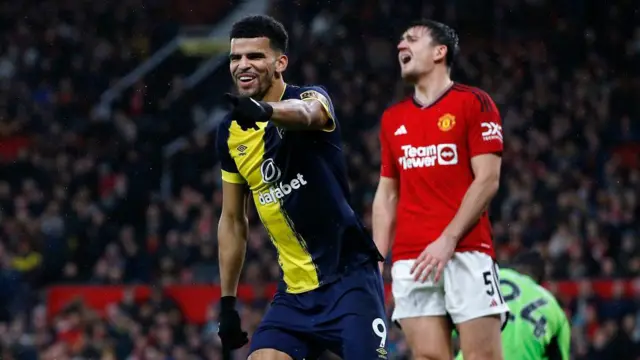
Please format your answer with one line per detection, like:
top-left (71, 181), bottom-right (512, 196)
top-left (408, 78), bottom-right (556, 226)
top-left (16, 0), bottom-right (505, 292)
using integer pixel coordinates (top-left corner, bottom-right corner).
top-left (0, 0), bottom-right (639, 359)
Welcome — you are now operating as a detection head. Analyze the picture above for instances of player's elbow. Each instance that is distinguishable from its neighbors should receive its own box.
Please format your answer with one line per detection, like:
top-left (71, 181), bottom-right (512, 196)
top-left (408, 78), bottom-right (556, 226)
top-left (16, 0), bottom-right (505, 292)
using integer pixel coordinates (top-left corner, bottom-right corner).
top-left (301, 101), bottom-right (330, 130)
top-left (373, 177), bottom-right (399, 217)
top-left (218, 212), bottom-right (248, 245)
top-left (476, 173), bottom-right (500, 197)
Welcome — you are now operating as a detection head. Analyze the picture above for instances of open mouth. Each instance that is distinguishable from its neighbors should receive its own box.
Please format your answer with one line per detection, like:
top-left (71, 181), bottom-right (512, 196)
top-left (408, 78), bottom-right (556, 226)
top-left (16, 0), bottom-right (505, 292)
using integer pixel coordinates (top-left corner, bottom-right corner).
top-left (237, 73), bottom-right (258, 86)
top-left (399, 53), bottom-right (412, 64)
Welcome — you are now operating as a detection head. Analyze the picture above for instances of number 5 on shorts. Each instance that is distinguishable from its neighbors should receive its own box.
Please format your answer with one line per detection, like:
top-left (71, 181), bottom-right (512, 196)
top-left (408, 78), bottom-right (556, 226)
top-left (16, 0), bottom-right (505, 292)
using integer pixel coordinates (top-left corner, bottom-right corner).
top-left (371, 318), bottom-right (387, 348)
top-left (483, 271), bottom-right (495, 296)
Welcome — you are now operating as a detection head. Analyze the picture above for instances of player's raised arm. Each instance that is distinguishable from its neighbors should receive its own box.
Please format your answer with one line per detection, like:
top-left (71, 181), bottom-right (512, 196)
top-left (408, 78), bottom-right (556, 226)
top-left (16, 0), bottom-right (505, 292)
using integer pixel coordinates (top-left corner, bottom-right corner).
top-left (225, 86), bottom-right (336, 131)
top-left (268, 87), bottom-right (335, 131)
top-left (441, 92), bottom-right (502, 241)
top-left (373, 112), bottom-right (399, 268)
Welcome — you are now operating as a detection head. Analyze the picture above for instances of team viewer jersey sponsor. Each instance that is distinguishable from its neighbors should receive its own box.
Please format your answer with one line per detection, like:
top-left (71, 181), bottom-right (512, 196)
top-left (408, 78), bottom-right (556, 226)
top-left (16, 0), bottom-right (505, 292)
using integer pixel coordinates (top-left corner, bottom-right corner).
top-left (217, 84), bottom-right (381, 294)
top-left (379, 83), bottom-right (503, 261)
top-left (456, 268), bottom-right (571, 360)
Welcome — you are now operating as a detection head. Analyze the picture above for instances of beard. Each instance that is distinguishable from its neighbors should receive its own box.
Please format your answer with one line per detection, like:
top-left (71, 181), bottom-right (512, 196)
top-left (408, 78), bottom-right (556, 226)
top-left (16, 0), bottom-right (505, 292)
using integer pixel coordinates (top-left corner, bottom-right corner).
top-left (234, 68), bottom-right (278, 100)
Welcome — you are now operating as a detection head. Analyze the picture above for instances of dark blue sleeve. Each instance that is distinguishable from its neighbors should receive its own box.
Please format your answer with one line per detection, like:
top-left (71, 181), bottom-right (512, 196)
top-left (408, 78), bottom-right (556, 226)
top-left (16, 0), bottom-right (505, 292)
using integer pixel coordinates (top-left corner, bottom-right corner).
top-left (299, 86), bottom-right (337, 131)
top-left (216, 120), bottom-right (245, 184)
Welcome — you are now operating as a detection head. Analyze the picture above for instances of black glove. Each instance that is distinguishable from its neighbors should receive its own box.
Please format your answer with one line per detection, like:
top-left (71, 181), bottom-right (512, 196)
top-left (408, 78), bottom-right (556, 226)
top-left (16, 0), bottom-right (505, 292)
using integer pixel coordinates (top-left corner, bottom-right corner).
top-left (218, 296), bottom-right (249, 350)
top-left (224, 93), bottom-right (274, 131)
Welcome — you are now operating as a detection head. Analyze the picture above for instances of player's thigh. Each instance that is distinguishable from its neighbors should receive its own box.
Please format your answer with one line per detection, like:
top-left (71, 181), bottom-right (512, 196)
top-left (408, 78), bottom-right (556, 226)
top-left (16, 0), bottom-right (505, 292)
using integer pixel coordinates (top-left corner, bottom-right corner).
top-left (249, 326), bottom-right (319, 360)
top-left (456, 315), bottom-right (504, 360)
top-left (249, 303), bottom-right (320, 360)
top-left (336, 313), bottom-right (389, 360)
top-left (443, 252), bottom-right (509, 325)
top-left (326, 264), bottom-right (389, 359)
top-left (444, 252), bottom-right (508, 360)
top-left (391, 260), bottom-right (452, 359)
top-left (391, 260), bottom-right (447, 320)
top-left (397, 316), bottom-right (454, 360)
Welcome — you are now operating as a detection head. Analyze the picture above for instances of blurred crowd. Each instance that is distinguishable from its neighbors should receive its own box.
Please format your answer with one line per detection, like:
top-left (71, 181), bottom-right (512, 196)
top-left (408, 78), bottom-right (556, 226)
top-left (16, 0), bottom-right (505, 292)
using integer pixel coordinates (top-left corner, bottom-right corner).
top-left (0, 0), bottom-right (639, 359)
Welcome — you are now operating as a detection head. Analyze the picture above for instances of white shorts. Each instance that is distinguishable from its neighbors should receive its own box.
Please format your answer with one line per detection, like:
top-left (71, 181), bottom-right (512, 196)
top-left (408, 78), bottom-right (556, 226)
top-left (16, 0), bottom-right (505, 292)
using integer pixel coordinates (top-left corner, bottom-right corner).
top-left (391, 251), bottom-right (510, 325)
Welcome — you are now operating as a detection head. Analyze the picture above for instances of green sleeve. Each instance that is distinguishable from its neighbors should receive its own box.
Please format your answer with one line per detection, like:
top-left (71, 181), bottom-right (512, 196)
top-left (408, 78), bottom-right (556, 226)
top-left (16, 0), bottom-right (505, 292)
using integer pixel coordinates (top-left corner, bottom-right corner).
top-left (454, 351), bottom-right (464, 360)
top-left (546, 315), bottom-right (571, 360)
top-left (557, 317), bottom-right (571, 360)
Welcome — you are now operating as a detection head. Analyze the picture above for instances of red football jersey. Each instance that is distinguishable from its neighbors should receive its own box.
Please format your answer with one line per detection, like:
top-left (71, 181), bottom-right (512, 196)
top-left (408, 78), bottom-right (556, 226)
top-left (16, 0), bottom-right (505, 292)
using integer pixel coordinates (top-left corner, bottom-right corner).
top-left (380, 83), bottom-right (503, 261)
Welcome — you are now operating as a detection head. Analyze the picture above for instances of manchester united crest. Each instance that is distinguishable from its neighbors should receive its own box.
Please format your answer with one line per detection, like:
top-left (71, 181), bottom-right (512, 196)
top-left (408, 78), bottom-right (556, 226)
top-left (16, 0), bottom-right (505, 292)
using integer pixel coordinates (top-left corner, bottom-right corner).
top-left (437, 113), bottom-right (456, 132)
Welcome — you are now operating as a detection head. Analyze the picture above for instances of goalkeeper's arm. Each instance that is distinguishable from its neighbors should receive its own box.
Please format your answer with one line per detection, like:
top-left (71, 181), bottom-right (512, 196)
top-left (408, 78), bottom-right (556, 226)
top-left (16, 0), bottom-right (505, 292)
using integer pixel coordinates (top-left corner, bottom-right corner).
top-left (218, 181), bottom-right (250, 297)
top-left (547, 317), bottom-right (571, 360)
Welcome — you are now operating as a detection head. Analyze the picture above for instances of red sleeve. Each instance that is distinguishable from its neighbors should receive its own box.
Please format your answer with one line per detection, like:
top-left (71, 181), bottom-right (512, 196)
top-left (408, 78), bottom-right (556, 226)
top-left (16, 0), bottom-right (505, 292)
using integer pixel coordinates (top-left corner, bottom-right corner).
top-left (467, 90), bottom-right (503, 157)
top-left (379, 111), bottom-right (398, 178)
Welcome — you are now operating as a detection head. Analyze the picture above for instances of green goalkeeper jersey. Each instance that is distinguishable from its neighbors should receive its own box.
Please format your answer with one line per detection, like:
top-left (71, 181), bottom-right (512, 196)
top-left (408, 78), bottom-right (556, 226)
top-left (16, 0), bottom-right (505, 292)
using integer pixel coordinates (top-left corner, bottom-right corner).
top-left (455, 268), bottom-right (570, 360)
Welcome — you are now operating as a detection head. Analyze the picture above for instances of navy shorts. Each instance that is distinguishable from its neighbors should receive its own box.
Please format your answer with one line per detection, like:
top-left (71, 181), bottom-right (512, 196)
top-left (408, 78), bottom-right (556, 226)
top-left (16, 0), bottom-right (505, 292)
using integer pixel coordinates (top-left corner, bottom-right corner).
top-left (249, 262), bottom-right (389, 359)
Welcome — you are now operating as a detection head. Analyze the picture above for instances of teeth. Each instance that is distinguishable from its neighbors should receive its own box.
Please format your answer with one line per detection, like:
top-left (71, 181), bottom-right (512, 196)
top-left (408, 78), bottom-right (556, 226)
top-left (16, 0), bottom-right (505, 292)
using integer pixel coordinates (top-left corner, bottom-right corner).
top-left (239, 76), bottom-right (254, 81)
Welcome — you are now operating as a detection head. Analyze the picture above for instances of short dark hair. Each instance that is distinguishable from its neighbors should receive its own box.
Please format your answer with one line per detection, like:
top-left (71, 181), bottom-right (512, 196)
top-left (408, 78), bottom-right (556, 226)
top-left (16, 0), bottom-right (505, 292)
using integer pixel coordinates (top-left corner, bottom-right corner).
top-left (512, 250), bottom-right (546, 284)
top-left (410, 19), bottom-right (459, 67)
top-left (230, 15), bottom-right (289, 53)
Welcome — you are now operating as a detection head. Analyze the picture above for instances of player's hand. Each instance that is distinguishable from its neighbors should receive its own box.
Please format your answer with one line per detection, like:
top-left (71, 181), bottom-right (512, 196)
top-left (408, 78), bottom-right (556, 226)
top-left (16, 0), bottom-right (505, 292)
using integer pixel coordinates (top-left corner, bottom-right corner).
top-left (224, 93), bottom-right (274, 131)
top-left (410, 234), bottom-right (456, 283)
top-left (217, 296), bottom-right (249, 350)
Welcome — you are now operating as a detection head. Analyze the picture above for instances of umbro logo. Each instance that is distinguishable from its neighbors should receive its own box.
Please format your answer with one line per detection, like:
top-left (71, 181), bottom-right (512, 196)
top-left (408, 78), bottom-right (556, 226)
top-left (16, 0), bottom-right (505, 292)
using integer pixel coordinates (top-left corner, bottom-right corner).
top-left (394, 125), bottom-right (407, 136)
top-left (236, 144), bottom-right (248, 155)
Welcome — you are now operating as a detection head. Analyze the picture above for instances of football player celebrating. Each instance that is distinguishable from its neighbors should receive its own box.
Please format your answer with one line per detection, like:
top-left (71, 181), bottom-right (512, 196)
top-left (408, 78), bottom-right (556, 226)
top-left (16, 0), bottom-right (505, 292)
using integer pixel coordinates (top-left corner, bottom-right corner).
top-left (216, 15), bottom-right (386, 360)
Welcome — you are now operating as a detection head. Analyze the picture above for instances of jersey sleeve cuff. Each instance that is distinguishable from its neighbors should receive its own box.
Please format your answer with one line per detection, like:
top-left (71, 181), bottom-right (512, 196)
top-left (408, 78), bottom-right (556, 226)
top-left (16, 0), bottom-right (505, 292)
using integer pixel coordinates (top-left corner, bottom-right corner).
top-left (221, 170), bottom-right (246, 184)
top-left (470, 148), bottom-right (503, 158)
top-left (380, 173), bottom-right (398, 180)
top-left (303, 98), bottom-right (336, 132)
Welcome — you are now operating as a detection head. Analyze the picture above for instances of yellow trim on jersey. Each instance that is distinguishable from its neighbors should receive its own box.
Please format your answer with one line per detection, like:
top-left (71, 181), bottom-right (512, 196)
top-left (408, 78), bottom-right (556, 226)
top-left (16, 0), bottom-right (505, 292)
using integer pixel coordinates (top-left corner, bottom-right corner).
top-left (226, 90), bottom-right (320, 293)
top-left (220, 84), bottom-right (289, 183)
top-left (221, 170), bottom-right (246, 184)
top-left (300, 90), bottom-right (336, 132)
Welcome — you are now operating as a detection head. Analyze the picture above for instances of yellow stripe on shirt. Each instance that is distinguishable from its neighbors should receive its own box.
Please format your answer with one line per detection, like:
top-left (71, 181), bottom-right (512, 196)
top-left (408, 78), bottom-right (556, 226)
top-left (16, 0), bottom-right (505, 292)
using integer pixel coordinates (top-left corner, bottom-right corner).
top-left (226, 120), bottom-right (319, 293)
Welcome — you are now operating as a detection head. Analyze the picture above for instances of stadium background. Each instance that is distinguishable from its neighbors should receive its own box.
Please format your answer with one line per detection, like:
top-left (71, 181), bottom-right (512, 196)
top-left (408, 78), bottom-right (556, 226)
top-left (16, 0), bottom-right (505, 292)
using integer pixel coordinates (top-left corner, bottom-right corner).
top-left (0, 0), bottom-right (638, 359)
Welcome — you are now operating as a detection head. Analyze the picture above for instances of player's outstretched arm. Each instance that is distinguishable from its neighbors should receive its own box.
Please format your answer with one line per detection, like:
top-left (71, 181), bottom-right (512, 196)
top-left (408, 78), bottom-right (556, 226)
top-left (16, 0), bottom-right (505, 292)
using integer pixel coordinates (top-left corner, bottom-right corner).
top-left (266, 88), bottom-right (334, 131)
top-left (218, 181), bottom-right (249, 297)
top-left (372, 177), bottom-right (399, 268)
top-left (265, 99), bottom-right (327, 130)
top-left (442, 153), bottom-right (501, 241)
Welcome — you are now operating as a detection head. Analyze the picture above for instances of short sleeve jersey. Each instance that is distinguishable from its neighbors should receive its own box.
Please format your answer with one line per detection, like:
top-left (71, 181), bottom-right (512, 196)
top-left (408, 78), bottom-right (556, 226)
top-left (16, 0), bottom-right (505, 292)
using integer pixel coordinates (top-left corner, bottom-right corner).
top-left (379, 83), bottom-right (503, 260)
top-left (216, 84), bottom-right (381, 294)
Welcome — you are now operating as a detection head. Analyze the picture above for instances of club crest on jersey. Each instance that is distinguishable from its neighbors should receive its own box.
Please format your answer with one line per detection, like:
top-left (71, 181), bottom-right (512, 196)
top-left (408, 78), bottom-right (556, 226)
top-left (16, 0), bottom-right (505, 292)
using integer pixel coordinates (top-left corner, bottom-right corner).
top-left (437, 113), bottom-right (456, 132)
top-left (260, 159), bottom-right (282, 184)
top-left (300, 90), bottom-right (330, 109)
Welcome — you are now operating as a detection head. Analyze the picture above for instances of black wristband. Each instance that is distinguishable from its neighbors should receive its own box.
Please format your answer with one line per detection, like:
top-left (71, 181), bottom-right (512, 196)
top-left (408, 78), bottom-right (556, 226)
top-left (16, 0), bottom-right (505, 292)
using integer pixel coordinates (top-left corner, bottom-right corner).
top-left (220, 296), bottom-right (237, 311)
top-left (259, 101), bottom-right (273, 121)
